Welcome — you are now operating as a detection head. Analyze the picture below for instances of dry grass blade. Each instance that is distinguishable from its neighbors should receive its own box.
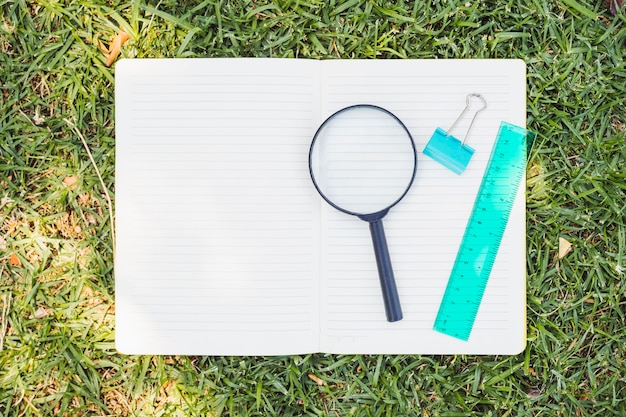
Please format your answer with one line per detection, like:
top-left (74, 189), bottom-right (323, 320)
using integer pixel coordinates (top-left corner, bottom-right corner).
top-left (0, 291), bottom-right (10, 352)
top-left (64, 118), bottom-right (116, 255)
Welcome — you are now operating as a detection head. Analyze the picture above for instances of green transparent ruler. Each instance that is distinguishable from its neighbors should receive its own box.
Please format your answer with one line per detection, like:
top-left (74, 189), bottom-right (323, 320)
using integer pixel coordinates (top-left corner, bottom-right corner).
top-left (433, 122), bottom-right (534, 341)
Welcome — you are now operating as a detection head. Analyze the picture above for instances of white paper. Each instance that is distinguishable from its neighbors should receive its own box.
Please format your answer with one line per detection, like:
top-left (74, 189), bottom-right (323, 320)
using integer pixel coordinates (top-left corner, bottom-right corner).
top-left (115, 58), bottom-right (527, 355)
top-left (115, 59), bottom-right (321, 355)
top-left (318, 60), bottom-right (526, 354)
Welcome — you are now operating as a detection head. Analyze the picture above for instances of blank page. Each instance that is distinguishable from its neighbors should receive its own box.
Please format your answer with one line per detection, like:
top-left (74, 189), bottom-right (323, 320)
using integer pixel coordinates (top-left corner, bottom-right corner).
top-left (319, 60), bottom-right (527, 354)
top-left (115, 59), bottom-right (321, 355)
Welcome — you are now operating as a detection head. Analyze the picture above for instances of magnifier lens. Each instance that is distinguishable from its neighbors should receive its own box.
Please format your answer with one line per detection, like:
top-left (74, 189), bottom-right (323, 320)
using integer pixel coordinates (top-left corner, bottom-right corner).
top-left (309, 106), bottom-right (415, 215)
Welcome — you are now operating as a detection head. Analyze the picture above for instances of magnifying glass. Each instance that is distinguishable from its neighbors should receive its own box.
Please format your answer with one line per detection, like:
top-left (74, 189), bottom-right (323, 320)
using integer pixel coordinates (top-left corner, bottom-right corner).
top-left (309, 104), bottom-right (417, 322)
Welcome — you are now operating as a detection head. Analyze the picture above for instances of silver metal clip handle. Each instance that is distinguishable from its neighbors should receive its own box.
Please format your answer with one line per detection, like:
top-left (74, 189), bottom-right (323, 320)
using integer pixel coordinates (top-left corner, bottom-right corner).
top-left (447, 94), bottom-right (487, 146)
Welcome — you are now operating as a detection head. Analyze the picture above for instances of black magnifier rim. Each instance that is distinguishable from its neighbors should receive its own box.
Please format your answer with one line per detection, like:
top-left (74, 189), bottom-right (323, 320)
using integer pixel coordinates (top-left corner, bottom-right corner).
top-left (308, 104), bottom-right (418, 218)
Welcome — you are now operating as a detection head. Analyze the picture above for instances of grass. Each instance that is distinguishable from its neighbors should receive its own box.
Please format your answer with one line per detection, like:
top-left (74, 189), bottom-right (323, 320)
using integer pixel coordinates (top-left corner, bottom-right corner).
top-left (1, 0), bottom-right (625, 415)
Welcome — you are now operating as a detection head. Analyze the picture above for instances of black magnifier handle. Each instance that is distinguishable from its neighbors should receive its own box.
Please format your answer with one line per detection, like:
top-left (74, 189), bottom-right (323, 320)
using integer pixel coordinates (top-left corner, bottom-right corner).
top-left (368, 219), bottom-right (402, 322)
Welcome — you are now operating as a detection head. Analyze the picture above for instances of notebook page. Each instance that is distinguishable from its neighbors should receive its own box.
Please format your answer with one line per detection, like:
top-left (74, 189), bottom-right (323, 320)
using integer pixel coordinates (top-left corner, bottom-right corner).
top-left (115, 58), bottom-right (321, 355)
top-left (319, 60), bottom-right (526, 354)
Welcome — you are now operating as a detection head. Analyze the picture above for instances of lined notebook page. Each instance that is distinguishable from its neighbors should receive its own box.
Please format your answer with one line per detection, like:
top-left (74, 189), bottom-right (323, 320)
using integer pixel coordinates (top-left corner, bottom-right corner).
top-left (116, 58), bottom-right (527, 355)
top-left (115, 59), bottom-right (321, 355)
top-left (319, 60), bottom-right (526, 354)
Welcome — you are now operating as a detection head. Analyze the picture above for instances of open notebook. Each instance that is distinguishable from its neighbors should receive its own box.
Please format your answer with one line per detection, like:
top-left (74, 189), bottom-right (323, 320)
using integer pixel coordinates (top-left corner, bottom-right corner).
top-left (115, 58), bottom-right (527, 355)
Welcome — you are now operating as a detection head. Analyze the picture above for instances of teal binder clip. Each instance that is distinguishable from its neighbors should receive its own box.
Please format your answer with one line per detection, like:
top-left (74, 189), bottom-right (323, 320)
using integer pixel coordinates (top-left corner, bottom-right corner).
top-left (423, 94), bottom-right (487, 175)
